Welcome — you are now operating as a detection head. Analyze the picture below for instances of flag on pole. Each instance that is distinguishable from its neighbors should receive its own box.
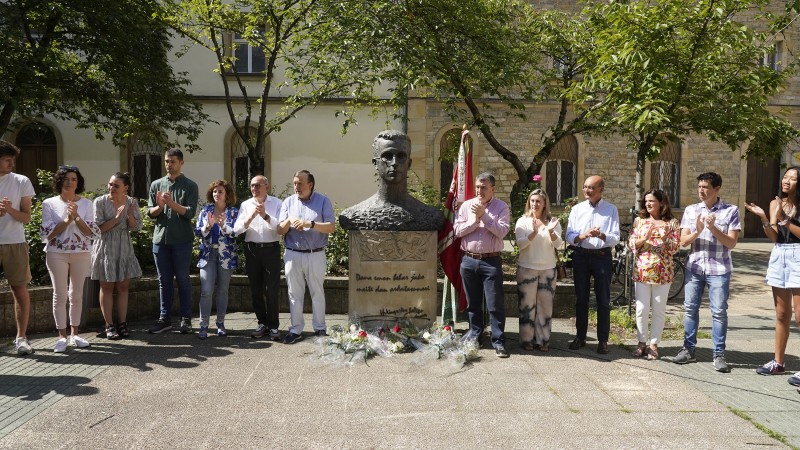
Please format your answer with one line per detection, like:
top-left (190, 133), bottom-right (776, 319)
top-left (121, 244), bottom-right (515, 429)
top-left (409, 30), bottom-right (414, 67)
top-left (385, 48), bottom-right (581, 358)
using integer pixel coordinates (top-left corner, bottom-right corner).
top-left (437, 127), bottom-right (474, 311)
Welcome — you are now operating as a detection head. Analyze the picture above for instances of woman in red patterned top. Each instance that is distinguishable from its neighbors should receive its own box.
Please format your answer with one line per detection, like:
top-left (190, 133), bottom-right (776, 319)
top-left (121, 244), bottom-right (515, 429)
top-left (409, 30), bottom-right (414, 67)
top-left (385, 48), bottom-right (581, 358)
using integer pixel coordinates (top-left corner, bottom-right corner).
top-left (628, 189), bottom-right (680, 360)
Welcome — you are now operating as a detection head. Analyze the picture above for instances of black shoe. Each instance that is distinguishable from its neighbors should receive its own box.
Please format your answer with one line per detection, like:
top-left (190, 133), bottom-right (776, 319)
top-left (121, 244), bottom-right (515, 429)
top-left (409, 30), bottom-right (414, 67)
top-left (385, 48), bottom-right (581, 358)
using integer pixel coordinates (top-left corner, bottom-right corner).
top-left (251, 324), bottom-right (268, 339)
top-left (568, 338), bottom-right (586, 350)
top-left (597, 342), bottom-right (609, 354)
top-left (282, 332), bottom-right (303, 344)
top-left (179, 317), bottom-right (192, 334)
top-left (495, 344), bottom-right (510, 358)
top-left (148, 318), bottom-right (172, 334)
top-left (314, 329), bottom-right (327, 337)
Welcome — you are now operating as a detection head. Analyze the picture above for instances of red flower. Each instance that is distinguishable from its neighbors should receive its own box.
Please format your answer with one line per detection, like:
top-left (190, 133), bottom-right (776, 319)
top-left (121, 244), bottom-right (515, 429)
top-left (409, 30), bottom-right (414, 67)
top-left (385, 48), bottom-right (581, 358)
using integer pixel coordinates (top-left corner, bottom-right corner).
top-left (392, 325), bottom-right (401, 333)
top-left (443, 325), bottom-right (452, 331)
top-left (357, 330), bottom-right (367, 338)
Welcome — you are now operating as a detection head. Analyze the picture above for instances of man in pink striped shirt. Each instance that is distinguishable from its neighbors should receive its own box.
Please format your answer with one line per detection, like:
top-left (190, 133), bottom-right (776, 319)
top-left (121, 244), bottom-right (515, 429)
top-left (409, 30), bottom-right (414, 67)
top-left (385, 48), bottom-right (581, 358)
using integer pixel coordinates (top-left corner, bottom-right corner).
top-left (454, 172), bottom-right (511, 358)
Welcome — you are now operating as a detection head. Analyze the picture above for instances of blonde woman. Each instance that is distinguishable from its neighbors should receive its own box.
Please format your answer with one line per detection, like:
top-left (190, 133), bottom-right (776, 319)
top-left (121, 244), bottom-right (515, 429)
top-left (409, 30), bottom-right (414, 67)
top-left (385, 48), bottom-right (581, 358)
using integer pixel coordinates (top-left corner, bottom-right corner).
top-left (515, 189), bottom-right (563, 352)
top-left (628, 189), bottom-right (680, 360)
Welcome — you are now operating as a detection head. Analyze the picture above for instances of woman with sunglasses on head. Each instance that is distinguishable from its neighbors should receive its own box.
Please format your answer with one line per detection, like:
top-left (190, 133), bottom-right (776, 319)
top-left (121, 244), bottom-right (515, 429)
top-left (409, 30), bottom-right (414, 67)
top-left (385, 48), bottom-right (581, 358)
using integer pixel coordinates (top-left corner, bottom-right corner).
top-left (515, 189), bottom-right (563, 352)
top-left (40, 166), bottom-right (100, 352)
top-left (90, 172), bottom-right (142, 340)
top-left (628, 189), bottom-right (680, 360)
top-left (745, 166), bottom-right (800, 382)
top-left (194, 179), bottom-right (239, 339)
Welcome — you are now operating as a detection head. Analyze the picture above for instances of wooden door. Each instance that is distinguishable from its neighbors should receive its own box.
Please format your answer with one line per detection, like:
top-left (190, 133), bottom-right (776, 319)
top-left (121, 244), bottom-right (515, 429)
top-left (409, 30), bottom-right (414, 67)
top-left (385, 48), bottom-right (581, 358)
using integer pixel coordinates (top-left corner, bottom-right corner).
top-left (744, 156), bottom-right (780, 238)
top-left (14, 123), bottom-right (58, 193)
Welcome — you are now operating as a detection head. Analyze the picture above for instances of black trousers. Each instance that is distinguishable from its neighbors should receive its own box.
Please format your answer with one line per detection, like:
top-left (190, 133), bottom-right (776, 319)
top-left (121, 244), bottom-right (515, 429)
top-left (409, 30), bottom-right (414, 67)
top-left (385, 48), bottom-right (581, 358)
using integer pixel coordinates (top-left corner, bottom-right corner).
top-left (244, 243), bottom-right (282, 329)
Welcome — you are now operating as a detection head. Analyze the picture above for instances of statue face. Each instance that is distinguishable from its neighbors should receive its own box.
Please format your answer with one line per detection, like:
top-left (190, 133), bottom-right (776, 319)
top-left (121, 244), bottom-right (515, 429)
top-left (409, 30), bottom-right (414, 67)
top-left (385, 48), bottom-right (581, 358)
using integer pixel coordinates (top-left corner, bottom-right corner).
top-left (373, 138), bottom-right (410, 184)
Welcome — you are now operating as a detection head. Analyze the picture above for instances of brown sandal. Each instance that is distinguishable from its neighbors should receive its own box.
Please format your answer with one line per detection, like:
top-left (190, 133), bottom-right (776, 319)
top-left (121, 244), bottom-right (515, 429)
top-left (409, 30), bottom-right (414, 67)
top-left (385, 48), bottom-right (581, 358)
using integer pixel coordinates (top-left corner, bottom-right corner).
top-left (633, 342), bottom-right (647, 357)
top-left (522, 342), bottom-right (535, 351)
top-left (539, 344), bottom-right (549, 352)
top-left (647, 346), bottom-right (660, 360)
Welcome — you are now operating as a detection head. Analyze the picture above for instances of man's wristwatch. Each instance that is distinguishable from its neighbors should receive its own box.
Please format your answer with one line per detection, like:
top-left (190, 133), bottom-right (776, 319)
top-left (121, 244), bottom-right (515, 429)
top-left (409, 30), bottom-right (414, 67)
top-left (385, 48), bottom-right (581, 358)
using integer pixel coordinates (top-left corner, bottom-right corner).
top-left (310, 220), bottom-right (316, 229)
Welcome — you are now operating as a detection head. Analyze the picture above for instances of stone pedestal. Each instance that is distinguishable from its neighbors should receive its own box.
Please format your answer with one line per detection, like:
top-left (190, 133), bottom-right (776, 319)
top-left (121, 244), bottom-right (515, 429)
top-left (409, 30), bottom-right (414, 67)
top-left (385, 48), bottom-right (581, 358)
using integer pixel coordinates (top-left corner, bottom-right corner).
top-left (348, 230), bottom-right (438, 329)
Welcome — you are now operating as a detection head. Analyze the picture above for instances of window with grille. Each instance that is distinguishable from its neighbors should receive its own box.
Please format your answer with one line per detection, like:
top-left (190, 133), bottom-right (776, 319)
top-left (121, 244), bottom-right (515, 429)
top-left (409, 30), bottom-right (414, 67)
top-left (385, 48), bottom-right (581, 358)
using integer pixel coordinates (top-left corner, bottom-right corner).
top-left (544, 135), bottom-right (578, 206)
top-left (231, 129), bottom-right (265, 195)
top-left (650, 137), bottom-right (681, 207)
top-left (232, 32), bottom-right (266, 74)
top-left (129, 138), bottom-right (162, 200)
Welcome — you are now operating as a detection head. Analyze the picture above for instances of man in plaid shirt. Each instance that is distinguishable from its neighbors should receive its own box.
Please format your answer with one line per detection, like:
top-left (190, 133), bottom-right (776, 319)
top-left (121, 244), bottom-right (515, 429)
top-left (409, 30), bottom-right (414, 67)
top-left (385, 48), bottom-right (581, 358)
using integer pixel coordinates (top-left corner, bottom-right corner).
top-left (673, 172), bottom-right (741, 372)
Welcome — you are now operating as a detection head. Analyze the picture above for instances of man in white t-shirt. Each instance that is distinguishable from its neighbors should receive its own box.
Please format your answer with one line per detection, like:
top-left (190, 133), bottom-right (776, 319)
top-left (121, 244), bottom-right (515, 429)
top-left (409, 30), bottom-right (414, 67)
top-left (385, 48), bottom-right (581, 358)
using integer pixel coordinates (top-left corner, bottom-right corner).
top-left (0, 140), bottom-right (36, 355)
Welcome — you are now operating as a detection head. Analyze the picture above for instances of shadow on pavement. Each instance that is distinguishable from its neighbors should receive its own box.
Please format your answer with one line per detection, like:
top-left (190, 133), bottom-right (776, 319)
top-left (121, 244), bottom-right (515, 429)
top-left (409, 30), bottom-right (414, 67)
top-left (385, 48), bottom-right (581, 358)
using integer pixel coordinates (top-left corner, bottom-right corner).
top-left (0, 374), bottom-right (98, 401)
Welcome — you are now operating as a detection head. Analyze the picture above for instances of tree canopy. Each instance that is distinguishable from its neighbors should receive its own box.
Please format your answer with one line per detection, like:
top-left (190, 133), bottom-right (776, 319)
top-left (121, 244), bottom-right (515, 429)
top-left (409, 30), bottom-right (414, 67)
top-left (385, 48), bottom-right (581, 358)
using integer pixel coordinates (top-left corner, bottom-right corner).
top-left (0, 0), bottom-right (207, 147)
top-left (569, 0), bottom-right (800, 203)
top-left (168, 0), bottom-right (386, 177)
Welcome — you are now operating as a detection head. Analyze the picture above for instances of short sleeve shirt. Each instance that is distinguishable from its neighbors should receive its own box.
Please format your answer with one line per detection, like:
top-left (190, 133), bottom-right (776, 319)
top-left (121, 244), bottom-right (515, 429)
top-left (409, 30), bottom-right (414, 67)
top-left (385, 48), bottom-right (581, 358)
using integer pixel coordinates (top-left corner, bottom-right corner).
top-left (681, 198), bottom-right (741, 276)
top-left (147, 174), bottom-right (199, 245)
top-left (0, 172), bottom-right (36, 244)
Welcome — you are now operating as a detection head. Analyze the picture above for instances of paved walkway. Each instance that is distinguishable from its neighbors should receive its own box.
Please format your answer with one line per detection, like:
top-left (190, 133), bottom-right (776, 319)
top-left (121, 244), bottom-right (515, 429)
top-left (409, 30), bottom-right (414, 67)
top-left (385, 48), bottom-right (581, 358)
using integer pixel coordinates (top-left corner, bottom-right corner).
top-left (1, 241), bottom-right (799, 449)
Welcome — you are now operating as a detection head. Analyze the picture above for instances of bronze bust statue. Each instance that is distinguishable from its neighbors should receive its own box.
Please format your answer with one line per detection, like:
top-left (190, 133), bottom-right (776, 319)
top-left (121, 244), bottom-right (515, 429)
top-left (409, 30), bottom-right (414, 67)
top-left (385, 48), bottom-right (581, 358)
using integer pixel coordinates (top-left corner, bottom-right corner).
top-left (339, 130), bottom-right (444, 231)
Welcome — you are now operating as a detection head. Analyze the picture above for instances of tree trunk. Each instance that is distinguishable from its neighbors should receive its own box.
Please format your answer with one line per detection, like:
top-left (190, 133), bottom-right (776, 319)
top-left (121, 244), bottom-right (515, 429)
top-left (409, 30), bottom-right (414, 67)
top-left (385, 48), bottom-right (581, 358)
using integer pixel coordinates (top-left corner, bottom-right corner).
top-left (0, 103), bottom-right (16, 137)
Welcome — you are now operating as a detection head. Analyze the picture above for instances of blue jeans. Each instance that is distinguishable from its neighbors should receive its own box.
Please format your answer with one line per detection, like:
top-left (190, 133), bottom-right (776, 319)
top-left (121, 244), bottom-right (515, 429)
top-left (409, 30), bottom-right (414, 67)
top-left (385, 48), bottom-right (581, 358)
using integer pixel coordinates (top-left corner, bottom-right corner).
top-left (683, 271), bottom-right (731, 355)
top-left (572, 251), bottom-right (613, 343)
top-left (153, 242), bottom-right (193, 321)
top-left (460, 255), bottom-right (505, 347)
top-left (198, 249), bottom-right (233, 328)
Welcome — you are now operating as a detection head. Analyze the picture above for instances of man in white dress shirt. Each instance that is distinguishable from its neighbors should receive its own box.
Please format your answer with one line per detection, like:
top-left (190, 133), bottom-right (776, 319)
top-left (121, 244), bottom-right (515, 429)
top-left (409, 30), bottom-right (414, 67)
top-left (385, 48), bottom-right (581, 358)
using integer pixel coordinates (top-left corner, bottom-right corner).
top-left (234, 175), bottom-right (283, 340)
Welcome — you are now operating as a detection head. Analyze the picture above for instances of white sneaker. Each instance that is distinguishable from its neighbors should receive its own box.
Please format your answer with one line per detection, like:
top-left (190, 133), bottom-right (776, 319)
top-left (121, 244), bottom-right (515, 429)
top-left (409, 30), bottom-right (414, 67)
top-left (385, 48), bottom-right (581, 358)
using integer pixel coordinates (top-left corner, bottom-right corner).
top-left (69, 335), bottom-right (91, 348)
top-left (53, 338), bottom-right (68, 353)
top-left (14, 337), bottom-right (33, 355)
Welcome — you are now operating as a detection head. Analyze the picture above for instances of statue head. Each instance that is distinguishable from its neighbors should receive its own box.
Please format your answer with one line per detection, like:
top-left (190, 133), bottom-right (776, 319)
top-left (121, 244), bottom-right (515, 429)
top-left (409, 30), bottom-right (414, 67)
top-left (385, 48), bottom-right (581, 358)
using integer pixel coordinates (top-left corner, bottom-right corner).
top-left (372, 130), bottom-right (412, 186)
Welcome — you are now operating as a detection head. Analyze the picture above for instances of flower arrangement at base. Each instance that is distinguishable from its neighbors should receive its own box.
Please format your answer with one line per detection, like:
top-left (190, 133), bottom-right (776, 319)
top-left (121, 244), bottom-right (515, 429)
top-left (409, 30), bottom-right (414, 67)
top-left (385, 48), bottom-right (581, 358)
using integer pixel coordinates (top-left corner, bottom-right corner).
top-left (311, 322), bottom-right (480, 368)
top-left (312, 324), bottom-right (391, 366)
top-left (411, 323), bottom-right (480, 369)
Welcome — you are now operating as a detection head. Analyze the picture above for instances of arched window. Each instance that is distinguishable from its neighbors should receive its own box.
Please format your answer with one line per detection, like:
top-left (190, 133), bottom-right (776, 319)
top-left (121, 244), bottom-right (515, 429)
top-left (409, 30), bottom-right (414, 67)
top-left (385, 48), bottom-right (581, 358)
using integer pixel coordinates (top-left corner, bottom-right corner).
top-left (544, 135), bottom-right (578, 206)
top-left (230, 129), bottom-right (267, 198)
top-left (128, 137), bottom-right (163, 200)
top-left (650, 136), bottom-right (681, 207)
top-left (438, 128), bottom-right (473, 201)
top-left (15, 122), bottom-right (57, 192)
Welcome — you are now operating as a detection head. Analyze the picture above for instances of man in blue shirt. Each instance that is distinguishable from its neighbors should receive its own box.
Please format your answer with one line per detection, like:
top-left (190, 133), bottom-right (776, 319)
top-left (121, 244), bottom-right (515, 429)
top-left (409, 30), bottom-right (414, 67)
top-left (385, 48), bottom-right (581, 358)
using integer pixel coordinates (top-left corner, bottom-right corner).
top-left (566, 175), bottom-right (620, 354)
top-left (277, 170), bottom-right (336, 344)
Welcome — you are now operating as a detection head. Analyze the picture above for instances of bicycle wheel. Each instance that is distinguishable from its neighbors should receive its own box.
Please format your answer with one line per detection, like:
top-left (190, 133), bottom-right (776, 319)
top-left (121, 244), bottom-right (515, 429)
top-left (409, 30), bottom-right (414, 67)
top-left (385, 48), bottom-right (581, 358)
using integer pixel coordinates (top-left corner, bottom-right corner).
top-left (668, 260), bottom-right (685, 300)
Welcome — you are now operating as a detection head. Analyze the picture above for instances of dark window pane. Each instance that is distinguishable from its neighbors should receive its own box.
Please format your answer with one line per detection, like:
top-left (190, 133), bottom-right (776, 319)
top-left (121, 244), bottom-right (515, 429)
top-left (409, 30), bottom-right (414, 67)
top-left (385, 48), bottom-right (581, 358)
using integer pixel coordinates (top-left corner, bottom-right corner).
top-left (133, 155), bottom-right (148, 199)
top-left (251, 47), bottom-right (265, 73)
top-left (234, 45), bottom-right (249, 72)
top-left (440, 159), bottom-right (454, 200)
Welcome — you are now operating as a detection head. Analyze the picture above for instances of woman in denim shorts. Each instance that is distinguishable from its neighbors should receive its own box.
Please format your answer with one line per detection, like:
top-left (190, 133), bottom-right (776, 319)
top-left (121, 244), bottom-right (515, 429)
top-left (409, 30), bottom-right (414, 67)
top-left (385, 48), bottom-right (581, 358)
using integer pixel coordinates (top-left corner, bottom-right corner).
top-left (745, 166), bottom-right (800, 384)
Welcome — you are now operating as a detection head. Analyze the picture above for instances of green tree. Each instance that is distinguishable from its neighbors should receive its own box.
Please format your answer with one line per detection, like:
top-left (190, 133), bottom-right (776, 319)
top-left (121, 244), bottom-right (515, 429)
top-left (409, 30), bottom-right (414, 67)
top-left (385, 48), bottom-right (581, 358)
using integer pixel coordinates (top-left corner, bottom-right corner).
top-left (0, 0), bottom-right (207, 146)
top-left (569, 0), bottom-right (800, 204)
top-left (168, 0), bottom-right (384, 177)
top-left (341, 0), bottom-right (596, 207)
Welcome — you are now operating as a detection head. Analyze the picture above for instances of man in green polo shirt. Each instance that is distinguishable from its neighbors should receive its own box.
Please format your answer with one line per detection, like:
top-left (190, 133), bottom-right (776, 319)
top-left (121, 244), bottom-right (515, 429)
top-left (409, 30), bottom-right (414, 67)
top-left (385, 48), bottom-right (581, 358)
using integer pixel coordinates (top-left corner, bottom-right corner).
top-left (146, 148), bottom-right (199, 334)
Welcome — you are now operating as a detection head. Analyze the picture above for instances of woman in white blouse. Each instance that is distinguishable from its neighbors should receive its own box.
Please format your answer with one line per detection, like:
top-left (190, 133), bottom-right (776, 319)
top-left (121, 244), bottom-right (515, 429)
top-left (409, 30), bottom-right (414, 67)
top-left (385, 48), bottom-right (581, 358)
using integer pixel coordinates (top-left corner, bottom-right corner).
top-left (515, 189), bottom-right (563, 352)
top-left (41, 166), bottom-right (100, 353)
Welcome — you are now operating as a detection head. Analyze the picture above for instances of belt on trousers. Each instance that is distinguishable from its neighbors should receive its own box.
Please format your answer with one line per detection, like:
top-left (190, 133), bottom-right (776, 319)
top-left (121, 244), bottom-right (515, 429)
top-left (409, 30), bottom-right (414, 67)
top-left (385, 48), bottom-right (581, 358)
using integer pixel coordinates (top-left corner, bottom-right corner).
top-left (463, 251), bottom-right (501, 259)
top-left (568, 246), bottom-right (611, 256)
top-left (286, 247), bottom-right (325, 253)
top-left (247, 241), bottom-right (279, 248)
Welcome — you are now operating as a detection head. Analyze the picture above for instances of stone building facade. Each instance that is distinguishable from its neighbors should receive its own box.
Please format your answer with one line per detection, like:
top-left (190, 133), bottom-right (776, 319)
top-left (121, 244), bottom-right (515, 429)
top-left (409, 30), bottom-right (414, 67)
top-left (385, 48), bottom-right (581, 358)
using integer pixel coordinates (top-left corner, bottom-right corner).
top-left (405, 0), bottom-right (800, 237)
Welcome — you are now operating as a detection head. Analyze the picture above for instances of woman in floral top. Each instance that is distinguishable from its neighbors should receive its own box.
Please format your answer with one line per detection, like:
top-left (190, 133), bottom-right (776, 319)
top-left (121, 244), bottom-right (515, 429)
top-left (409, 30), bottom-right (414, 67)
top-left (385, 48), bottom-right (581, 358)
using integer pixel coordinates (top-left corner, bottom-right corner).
top-left (194, 179), bottom-right (239, 339)
top-left (41, 166), bottom-right (100, 353)
top-left (628, 189), bottom-right (680, 360)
